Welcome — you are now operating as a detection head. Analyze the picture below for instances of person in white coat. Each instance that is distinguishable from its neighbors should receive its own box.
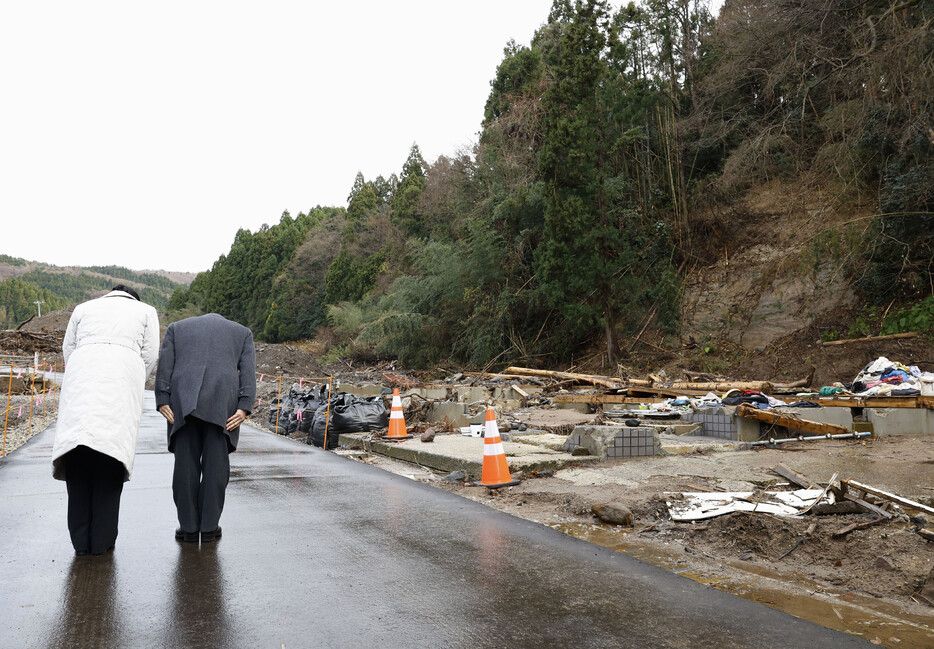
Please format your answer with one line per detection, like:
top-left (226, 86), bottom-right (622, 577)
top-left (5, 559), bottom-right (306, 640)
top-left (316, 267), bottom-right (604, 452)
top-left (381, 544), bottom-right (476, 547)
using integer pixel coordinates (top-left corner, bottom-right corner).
top-left (52, 285), bottom-right (160, 556)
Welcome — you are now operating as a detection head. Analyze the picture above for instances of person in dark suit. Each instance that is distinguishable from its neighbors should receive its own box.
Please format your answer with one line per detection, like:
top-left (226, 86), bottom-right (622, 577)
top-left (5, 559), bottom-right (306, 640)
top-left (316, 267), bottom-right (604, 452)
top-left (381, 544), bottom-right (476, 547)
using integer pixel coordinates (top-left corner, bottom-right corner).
top-left (155, 314), bottom-right (255, 543)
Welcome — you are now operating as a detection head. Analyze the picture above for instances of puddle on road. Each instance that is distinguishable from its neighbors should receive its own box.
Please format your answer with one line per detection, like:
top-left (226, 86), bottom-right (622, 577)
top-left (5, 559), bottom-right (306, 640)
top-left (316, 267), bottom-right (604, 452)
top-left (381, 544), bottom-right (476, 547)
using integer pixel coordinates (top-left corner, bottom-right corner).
top-left (552, 522), bottom-right (934, 649)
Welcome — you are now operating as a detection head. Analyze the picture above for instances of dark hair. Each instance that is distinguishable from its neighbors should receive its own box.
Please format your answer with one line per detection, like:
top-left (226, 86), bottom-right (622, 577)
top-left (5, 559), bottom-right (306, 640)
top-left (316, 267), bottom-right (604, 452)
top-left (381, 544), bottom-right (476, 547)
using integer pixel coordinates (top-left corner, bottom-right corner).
top-left (112, 284), bottom-right (141, 301)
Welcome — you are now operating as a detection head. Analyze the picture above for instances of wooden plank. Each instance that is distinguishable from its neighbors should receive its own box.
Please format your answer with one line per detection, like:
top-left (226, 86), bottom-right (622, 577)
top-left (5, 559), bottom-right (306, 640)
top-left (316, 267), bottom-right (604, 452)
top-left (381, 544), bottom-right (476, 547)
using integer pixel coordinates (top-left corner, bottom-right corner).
top-left (841, 479), bottom-right (934, 516)
top-left (552, 393), bottom-right (934, 410)
top-left (553, 394), bottom-right (667, 405)
top-left (626, 387), bottom-right (711, 397)
top-left (511, 384), bottom-right (529, 399)
top-left (822, 332), bottom-right (917, 346)
top-left (735, 405), bottom-right (853, 436)
top-left (840, 492), bottom-right (893, 519)
top-left (771, 464), bottom-right (814, 490)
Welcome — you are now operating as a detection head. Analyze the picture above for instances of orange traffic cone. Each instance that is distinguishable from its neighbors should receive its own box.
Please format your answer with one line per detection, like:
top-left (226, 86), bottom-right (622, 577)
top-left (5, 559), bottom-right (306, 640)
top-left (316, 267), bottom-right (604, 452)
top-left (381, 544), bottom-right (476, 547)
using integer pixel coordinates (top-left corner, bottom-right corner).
top-left (477, 407), bottom-right (520, 488)
top-left (382, 388), bottom-right (412, 440)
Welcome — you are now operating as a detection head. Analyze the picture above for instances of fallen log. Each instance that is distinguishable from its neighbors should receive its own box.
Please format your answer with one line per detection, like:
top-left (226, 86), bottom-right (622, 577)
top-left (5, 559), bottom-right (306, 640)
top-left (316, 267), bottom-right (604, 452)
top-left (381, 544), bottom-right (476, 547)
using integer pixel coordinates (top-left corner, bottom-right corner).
top-left (679, 370), bottom-right (723, 382)
top-left (672, 380), bottom-right (773, 392)
top-left (466, 372), bottom-right (548, 382)
top-left (821, 332), bottom-right (918, 347)
top-left (772, 368), bottom-right (816, 390)
top-left (841, 479), bottom-right (934, 517)
top-left (503, 367), bottom-right (620, 389)
top-left (736, 405), bottom-right (853, 437)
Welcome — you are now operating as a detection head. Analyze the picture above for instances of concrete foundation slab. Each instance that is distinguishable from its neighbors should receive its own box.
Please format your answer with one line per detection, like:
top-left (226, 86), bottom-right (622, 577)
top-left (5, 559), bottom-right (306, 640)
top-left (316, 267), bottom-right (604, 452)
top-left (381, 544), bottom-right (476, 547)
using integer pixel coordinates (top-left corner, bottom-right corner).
top-left (338, 431), bottom-right (593, 479)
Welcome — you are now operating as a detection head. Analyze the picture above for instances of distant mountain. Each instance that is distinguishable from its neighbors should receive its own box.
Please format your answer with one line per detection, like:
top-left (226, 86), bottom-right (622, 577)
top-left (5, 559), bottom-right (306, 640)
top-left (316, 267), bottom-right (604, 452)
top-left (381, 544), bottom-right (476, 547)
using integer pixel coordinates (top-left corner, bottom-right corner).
top-left (0, 255), bottom-right (194, 329)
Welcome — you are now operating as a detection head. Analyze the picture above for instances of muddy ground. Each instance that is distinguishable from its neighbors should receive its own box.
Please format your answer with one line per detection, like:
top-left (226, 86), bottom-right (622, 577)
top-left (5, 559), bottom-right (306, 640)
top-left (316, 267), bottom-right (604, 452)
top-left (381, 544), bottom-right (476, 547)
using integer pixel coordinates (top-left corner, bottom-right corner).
top-left (5, 311), bottom-right (934, 646)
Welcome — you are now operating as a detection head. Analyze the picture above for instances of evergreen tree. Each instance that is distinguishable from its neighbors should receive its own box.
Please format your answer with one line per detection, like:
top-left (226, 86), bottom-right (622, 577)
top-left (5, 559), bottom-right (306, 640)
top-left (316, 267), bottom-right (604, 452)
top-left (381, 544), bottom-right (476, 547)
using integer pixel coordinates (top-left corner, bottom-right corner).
top-left (390, 144), bottom-right (428, 237)
top-left (347, 172), bottom-right (380, 222)
top-left (535, 0), bottom-right (625, 361)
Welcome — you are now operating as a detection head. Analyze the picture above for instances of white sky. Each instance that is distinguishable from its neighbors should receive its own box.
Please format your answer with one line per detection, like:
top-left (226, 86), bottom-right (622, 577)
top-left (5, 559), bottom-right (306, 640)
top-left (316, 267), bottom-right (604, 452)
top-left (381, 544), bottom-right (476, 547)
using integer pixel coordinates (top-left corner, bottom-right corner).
top-left (1, 1), bottom-right (556, 273)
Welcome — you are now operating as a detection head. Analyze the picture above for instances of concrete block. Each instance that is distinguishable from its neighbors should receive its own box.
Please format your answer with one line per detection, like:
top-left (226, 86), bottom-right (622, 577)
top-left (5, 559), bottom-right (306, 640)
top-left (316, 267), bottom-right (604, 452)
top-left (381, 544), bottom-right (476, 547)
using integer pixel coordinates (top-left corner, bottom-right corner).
top-left (413, 387), bottom-right (449, 400)
top-left (341, 383), bottom-right (385, 397)
top-left (775, 406), bottom-right (853, 428)
top-left (555, 400), bottom-right (591, 414)
top-left (453, 386), bottom-right (492, 404)
top-left (867, 408), bottom-right (934, 436)
top-left (430, 401), bottom-right (470, 428)
top-left (564, 425), bottom-right (659, 460)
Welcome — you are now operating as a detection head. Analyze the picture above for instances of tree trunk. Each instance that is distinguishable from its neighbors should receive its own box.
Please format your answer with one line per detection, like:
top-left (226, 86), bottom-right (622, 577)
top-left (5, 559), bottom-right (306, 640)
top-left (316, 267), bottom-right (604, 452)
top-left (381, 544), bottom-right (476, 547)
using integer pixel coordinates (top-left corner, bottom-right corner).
top-left (604, 304), bottom-right (620, 365)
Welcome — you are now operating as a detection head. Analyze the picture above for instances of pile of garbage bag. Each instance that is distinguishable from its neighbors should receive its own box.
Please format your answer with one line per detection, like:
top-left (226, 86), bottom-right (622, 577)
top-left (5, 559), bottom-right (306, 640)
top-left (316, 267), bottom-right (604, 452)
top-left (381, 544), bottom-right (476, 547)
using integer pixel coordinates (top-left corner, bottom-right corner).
top-left (268, 384), bottom-right (389, 449)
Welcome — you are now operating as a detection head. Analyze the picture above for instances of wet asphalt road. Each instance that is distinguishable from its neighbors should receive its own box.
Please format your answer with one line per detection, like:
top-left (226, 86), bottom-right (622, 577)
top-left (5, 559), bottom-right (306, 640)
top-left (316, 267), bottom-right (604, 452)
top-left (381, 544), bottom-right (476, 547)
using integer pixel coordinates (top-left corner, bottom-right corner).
top-left (0, 392), bottom-right (872, 648)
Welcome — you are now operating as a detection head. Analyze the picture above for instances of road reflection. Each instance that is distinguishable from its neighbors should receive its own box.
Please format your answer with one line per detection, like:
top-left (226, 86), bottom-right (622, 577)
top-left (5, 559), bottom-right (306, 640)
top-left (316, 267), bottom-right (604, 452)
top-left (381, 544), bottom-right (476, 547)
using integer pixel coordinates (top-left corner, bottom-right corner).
top-left (167, 543), bottom-right (233, 647)
top-left (48, 554), bottom-right (124, 649)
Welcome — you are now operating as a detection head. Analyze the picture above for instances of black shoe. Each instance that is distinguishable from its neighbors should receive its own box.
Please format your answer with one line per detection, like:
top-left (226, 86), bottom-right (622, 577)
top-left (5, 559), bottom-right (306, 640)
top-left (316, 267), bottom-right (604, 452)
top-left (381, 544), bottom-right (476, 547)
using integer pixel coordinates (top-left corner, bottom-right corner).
top-left (201, 527), bottom-right (222, 542)
top-left (175, 527), bottom-right (199, 543)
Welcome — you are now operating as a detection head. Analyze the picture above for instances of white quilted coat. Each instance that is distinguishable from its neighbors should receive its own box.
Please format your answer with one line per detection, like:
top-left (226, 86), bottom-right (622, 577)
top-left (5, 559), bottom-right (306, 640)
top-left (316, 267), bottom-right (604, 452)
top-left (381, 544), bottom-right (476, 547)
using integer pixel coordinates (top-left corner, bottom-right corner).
top-left (52, 290), bottom-right (160, 480)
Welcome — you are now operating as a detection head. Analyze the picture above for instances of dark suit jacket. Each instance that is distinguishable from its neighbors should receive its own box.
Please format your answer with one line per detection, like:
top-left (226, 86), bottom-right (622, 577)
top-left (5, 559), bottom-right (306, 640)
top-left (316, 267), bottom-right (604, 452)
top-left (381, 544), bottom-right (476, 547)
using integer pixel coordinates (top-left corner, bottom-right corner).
top-left (155, 314), bottom-right (256, 452)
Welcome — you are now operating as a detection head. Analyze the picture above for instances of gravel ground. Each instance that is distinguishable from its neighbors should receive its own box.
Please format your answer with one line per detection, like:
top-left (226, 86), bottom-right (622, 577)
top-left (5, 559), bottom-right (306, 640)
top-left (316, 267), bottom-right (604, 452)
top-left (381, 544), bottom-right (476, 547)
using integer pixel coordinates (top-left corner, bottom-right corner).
top-left (1, 393), bottom-right (57, 456)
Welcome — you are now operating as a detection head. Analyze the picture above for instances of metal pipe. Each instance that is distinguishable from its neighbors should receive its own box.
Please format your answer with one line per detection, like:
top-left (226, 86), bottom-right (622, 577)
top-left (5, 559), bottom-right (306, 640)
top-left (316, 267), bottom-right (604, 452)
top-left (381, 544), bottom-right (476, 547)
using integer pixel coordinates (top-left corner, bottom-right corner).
top-left (749, 432), bottom-right (872, 446)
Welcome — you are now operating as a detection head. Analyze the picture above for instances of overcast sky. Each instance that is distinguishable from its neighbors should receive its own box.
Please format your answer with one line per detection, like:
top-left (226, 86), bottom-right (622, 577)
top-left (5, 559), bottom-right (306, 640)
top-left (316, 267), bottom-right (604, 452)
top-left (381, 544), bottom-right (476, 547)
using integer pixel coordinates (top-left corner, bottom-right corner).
top-left (1, 1), bottom-right (557, 273)
top-left (2, 1), bottom-right (722, 275)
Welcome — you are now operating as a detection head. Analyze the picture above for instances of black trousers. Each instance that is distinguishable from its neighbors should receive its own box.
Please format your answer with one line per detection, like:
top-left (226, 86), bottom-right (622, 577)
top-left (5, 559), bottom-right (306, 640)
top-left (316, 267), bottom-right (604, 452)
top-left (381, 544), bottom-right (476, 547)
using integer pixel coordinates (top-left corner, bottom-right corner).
top-left (64, 445), bottom-right (125, 555)
top-left (172, 417), bottom-right (230, 534)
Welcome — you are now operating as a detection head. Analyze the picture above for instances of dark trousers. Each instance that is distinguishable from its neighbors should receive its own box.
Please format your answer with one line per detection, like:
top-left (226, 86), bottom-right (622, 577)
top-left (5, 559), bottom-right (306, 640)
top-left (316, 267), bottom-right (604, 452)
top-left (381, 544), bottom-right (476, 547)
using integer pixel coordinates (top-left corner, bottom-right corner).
top-left (172, 417), bottom-right (230, 534)
top-left (64, 445), bottom-right (125, 555)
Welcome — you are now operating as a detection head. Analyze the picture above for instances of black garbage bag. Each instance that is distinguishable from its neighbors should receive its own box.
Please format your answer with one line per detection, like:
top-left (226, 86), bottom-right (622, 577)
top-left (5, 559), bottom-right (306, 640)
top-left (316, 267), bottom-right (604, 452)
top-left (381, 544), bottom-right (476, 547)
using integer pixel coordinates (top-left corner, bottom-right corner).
top-left (309, 394), bottom-right (389, 449)
top-left (268, 390), bottom-right (300, 435)
top-left (722, 393), bottom-right (770, 406)
top-left (295, 385), bottom-right (327, 434)
top-left (268, 384), bottom-right (329, 436)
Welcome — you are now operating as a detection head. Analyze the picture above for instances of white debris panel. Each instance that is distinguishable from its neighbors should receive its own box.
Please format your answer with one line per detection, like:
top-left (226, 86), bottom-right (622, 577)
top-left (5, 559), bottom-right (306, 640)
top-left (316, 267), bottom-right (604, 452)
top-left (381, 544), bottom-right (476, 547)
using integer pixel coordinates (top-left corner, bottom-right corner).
top-left (665, 489), bottom-right (834, 521)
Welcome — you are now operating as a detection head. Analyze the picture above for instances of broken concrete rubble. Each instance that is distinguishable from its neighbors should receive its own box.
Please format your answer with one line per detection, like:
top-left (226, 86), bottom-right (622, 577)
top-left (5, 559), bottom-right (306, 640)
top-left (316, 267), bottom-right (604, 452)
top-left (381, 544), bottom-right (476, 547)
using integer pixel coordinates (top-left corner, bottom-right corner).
top-left (563, 425), bottom-right (660, 459)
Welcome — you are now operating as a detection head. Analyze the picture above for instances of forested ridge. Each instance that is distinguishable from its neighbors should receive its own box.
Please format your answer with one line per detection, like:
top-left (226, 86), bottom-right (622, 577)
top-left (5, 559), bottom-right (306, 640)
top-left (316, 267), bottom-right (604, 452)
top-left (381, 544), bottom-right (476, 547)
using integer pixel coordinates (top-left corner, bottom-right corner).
top-left (170, 0), bottom-right (934, 369)
top-left (0, 259), bottom-right (187, 329)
